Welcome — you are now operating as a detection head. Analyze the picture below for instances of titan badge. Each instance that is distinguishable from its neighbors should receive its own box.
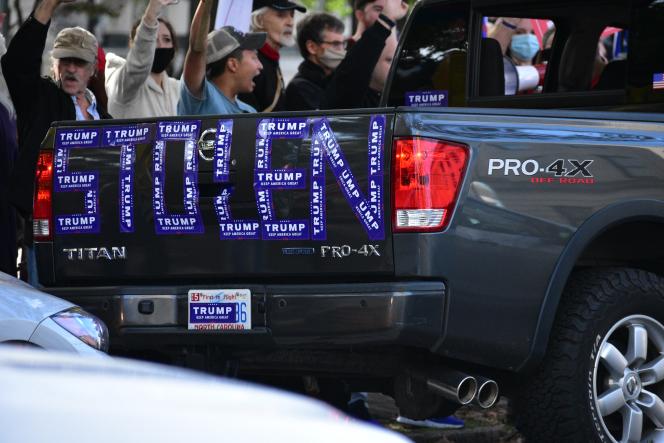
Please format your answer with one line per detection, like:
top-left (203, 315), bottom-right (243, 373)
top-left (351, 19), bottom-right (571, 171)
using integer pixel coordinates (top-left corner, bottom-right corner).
top-left (62, 247), bottom-right (127, 260)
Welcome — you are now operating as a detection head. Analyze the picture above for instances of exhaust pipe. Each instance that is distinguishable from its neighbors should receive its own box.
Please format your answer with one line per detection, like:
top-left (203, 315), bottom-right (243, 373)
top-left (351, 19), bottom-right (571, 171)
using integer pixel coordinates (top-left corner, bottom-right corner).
top-left (425, 370), bottom-right (477, 405)
top-left (472, 376), bottom-right (499, 409)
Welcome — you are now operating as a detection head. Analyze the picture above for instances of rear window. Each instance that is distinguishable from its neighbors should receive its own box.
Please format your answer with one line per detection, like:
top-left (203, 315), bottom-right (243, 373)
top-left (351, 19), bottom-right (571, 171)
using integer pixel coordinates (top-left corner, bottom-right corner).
top-left (477, 18), bottom-right (621, 96)
top-left (628, 1), bottom-right (664, 109)
top-left (386, 2), bottom-right (470, 108)
top-left (472, 0), bottom-right (664, 111)
top-left (389, 0), bottom-right (664, 112)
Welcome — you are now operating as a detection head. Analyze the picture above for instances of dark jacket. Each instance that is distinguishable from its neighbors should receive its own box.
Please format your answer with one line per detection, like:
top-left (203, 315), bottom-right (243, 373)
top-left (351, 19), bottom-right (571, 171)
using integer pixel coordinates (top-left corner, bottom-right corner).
top-left (0, 104), bottom-right (17, 275)
top-left (285, 60), bottom-right (329, 111)
top-left (324, 22), bottom-right (391, 110)
top-left (363, 88), bottom-right (381, 108)
top-left (239, 44), bottom-right (287, 113)
top-left (1, 15), bottom-right (111, 217)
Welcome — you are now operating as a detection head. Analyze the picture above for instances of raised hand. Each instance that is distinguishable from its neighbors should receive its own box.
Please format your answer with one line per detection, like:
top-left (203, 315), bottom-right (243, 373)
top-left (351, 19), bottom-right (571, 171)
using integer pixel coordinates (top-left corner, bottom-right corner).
top-left (145, 0), bottom-right (179, 25)
top-left (35, 0), bottom-right (80, 24)
top-left (154, 0), bottom-right (180, 7)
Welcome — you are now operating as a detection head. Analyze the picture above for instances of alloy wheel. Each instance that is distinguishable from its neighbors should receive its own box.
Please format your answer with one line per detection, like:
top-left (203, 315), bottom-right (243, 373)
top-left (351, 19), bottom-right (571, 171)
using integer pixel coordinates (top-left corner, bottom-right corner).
top-left (593, 315), bottom-right (664, 443)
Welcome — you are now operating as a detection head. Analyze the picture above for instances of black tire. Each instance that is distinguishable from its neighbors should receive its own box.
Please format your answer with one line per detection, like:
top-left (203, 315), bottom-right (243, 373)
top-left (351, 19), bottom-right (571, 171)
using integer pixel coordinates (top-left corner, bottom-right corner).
top-left (317, 379), bottom-right (352, 411)
top-left (515, 268), bottom-right (664, 443)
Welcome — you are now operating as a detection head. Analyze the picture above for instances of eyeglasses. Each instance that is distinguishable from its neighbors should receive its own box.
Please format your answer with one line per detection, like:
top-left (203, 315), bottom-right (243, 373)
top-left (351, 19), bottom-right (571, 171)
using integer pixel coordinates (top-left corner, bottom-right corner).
top-left (318, 40), bottom-right (345, 50)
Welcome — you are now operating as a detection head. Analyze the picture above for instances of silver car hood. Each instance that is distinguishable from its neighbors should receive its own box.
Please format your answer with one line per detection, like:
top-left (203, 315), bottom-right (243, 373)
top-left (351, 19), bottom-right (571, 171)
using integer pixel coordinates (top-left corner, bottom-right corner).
top-left (0, 347), bottom-right (413, 443)
top-left (0, 272), bottom-right (73, 322)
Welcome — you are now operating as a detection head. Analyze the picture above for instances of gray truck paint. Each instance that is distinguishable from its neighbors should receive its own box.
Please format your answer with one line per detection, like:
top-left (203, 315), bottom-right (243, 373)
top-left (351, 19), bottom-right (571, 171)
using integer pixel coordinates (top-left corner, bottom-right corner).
top-left (393, 109), bottom-right (664, 370)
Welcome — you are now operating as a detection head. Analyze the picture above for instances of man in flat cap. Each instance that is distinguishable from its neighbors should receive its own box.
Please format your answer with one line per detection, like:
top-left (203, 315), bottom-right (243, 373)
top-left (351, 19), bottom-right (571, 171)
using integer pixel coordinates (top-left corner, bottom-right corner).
top-left (1, 0), bottom-right (111, 219)
top-left (179, 0), bottom-right (266, 115)
top-left (238, 0), bottom-right (306, 113)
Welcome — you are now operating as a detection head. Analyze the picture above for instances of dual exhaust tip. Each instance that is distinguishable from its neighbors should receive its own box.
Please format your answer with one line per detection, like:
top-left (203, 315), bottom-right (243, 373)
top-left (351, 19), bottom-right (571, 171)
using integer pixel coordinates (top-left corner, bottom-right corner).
top-left (425, 371), bottom-right (499, 409)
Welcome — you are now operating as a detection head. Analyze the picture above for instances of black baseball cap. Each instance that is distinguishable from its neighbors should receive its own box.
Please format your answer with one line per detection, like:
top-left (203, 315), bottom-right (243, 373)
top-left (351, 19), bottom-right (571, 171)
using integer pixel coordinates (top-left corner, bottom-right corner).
top-left (252, 0), bottom-right (306, 13)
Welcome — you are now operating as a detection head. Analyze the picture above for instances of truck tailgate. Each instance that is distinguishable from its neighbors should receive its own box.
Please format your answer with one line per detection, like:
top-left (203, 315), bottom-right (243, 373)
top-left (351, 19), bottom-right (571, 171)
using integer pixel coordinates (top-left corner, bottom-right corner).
top-left (40, 112), bottom-right (394, 284)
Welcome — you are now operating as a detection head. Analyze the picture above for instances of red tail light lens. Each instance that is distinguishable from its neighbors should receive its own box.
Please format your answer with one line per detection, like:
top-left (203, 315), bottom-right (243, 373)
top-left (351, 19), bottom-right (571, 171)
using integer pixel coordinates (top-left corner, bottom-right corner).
top-left (392, 138), bottom-right (468, 232)
top-left (33, 151), bottom-right (53, 241)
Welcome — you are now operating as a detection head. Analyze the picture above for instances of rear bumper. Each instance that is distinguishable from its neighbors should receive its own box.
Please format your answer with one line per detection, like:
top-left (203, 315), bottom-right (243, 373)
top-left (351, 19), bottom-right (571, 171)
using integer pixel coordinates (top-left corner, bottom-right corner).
top-left (44, 281), bottom-right (445, 352)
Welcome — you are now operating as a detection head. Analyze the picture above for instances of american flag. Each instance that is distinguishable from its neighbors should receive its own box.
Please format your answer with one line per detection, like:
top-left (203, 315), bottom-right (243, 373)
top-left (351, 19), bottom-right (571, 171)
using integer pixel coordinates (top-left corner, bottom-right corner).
top-left (653, 73), bottom-right (664, 90)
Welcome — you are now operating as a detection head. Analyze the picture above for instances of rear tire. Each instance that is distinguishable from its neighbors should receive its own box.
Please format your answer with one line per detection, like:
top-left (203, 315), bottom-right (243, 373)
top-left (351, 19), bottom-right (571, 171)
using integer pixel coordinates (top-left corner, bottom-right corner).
top-left (316, 379), bottom-right (351, 411)
top-left (515, 268), bottom-right (664, 443)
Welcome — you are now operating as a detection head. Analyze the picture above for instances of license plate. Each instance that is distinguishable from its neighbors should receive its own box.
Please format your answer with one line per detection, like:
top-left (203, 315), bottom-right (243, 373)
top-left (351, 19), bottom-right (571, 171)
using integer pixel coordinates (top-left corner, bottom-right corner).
top-left (188, 289), bottom-right (251, 331)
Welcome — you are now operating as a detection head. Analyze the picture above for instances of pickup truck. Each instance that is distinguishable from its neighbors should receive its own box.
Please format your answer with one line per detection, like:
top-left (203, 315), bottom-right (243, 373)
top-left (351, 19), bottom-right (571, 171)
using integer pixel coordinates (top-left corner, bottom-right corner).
top-left (30, 0), bottom-right (664, 442)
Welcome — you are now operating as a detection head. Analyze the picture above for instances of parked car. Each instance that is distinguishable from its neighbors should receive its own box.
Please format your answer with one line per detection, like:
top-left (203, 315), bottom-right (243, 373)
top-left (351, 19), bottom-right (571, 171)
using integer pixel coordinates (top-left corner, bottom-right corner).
top-left (0, 271), bottom-right (107, 354)
top-left (0, 346), bottom-right (411, 443)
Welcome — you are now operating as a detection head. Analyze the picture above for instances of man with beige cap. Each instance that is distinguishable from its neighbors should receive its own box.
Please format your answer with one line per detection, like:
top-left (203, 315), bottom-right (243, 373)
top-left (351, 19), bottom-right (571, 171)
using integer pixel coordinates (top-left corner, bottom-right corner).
top-left (178, 0), bottom-right (265, 116)
top-left (1, 0), bottom-right (111, 219)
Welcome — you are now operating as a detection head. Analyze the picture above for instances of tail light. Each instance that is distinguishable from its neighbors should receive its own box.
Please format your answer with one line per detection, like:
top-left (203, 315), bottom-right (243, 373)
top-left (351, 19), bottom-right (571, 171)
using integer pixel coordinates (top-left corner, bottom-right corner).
top-left (33, 151), bottom-right (53, 241)
top-left (392, 138), bottom-right (468, 232)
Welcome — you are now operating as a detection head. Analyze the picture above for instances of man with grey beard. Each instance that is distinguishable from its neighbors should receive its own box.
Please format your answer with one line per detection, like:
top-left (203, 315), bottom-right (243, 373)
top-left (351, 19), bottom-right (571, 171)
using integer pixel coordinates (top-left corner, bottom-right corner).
top-left (1, 0), bottom-right (111, 230)
top-left (238, 0), bottom-right (306, 112)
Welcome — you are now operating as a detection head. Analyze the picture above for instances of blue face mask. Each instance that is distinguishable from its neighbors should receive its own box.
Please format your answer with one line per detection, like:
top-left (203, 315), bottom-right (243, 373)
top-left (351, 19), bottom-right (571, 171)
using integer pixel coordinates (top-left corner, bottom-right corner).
top-left (510, 34), bottom-right (540, 62)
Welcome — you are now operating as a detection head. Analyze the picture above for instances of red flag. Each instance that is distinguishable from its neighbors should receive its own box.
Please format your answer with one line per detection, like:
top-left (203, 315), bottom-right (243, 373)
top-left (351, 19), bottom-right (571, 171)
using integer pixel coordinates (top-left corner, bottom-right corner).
top-left (600, 27), bottom-right (622, 39)
top-left (530, 19), bottom-right (551, 47)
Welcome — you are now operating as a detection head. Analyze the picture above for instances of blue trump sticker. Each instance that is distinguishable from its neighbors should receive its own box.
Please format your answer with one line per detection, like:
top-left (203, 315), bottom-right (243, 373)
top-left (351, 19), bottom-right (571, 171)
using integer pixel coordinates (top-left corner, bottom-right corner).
top-left (405, 90), bottom-right (449, 107)
top-left (103, 125), bottom-right (151, 146)
top-left (257, 118), bottom-right (309, 139)
top-left (55, 128), bottom-right (101, 148)
top-left (189, 303), bottom-right (237, 323)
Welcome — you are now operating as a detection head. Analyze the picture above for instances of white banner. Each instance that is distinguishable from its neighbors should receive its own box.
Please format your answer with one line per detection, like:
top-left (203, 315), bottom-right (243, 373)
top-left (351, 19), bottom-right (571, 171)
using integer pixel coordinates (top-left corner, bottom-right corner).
top-left (214, 0), bottom-right (252, 33)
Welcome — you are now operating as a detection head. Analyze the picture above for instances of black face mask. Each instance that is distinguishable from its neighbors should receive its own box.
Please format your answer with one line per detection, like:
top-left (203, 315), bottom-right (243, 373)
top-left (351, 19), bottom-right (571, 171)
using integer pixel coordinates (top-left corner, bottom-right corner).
top-left (151, 47), bottom-right (175, 73)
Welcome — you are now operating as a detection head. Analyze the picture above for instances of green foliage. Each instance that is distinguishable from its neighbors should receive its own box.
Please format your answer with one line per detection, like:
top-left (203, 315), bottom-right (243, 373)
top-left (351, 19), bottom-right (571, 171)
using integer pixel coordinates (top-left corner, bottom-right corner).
top-left (299, 0), bottom-right (352, 17)
top-left (298, 0), bottom-right (419, 17)
top-left (325, 0), bottom-right (352, 16)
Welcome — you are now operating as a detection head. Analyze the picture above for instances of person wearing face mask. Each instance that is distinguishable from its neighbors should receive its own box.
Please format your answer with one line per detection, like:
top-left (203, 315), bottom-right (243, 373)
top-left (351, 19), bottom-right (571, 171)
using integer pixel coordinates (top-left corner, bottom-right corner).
top-left (489, 17), bottom-right (540, 66)
top-left (238, 0), bottom-right (306, 113)
top-left (285, 12), bottom-right (345, 111)
top-left (510, 32), bottom-right (540, 65)
top-left (105, 0), bottom-right (179, 119)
